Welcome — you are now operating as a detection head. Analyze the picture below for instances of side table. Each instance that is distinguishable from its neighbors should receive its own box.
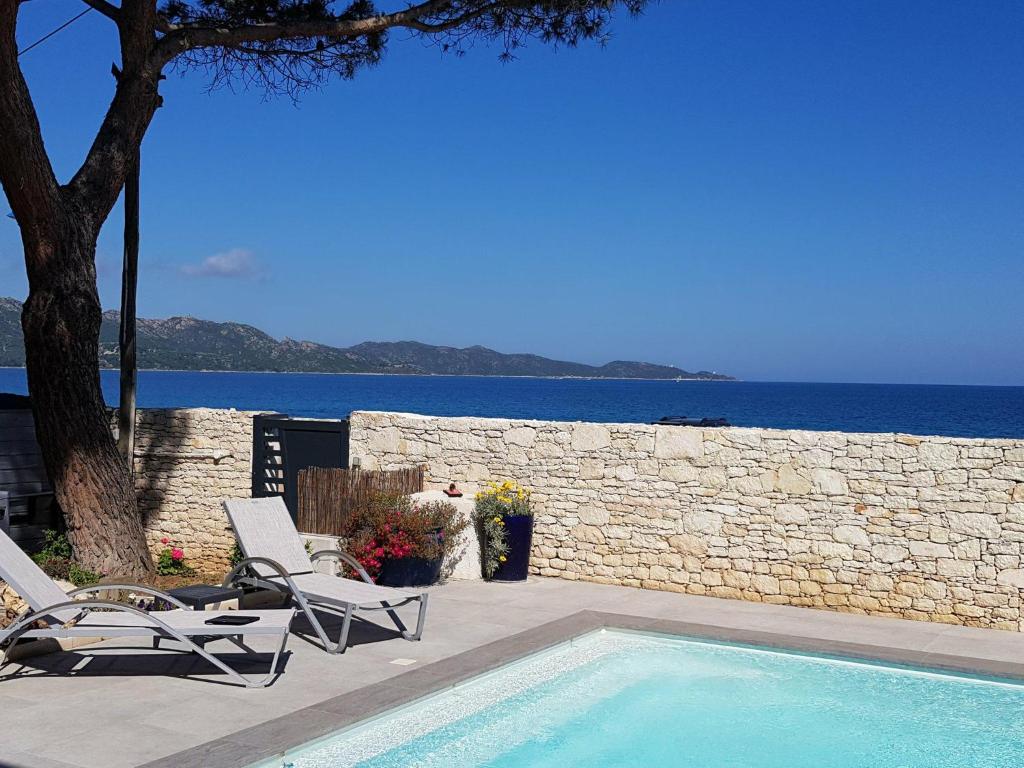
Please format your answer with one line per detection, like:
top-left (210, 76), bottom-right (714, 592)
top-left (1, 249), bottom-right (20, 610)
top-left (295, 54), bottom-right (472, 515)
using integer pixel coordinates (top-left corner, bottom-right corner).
top-left (153, 584), bottom-right (244, 649)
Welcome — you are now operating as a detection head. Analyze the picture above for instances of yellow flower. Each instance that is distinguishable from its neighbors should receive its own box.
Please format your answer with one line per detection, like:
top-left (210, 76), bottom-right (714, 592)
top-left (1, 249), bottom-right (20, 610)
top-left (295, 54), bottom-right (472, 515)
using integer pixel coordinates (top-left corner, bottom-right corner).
top-left (493, 516), bottom-right (502, 524)
top-left (499, 555), bottom-right (507, 562)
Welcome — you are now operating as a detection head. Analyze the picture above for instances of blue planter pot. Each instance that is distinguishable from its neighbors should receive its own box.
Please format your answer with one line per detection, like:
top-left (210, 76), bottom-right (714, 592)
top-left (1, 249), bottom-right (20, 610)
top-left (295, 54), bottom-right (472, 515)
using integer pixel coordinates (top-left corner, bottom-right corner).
top-left (378, 556), bottom-right (443, 587)
top-left (377, 528), bottom-right (445, 587)
top-left (490, 514), bottom-right (534, 582)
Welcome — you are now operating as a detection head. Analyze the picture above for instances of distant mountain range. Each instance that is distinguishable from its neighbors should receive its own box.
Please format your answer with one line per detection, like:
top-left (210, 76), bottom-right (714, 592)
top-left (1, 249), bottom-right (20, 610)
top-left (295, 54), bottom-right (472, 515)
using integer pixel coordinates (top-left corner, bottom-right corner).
top-left (0, 297), bottom-right (732, 380)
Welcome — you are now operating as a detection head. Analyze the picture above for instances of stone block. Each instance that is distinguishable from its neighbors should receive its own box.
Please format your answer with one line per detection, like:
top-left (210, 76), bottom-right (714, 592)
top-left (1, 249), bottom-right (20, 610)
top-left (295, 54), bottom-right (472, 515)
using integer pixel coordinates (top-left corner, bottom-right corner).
top-left (833, 525), bottom-right (870, 546)
top-left (909, 541), bottom-right (953, 559)
top-left (668, 534), bottom-right (707, 556)
top-left (871, 544), bottom-right (908, 563)
top-left (659, 464), bottom-right (699, 482)
top-left (773, 504), bottom-right (809, 525)
top-left (997, 570), bottom-right (1024, 589)
top-left (654, 427), bottom-right (704, 459)
top-left (571, 423), bottom-right (611, 452)
top-left (578, 507), bottom-right (610, 526)
top-left (811, 468), bottom-right (848, 495)
top-left (937, 559), bottom-right (975, 578)
top-left (776, 463), bottom-right (811, 494)
top-left (440, 431), bottom-right (488, 452)
top-left (947, 512), bottom-right (1001, 539)
top-left (504, 427), bottom-right (537, 447)
top-left (814, 541), bottom-right (854, 559)
top-left (750, 574), bottom-right (781, 594)
top-left (919, 443), bottom-right (959, 471)
top-left (681, 509), bottom-right (723, 535)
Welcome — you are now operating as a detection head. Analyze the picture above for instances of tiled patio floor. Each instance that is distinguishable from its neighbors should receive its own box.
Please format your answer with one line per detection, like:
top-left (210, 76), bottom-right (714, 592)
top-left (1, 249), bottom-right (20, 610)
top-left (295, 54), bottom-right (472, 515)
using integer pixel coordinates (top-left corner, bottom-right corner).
top-left (3, 577), bottom-right (1024, 768)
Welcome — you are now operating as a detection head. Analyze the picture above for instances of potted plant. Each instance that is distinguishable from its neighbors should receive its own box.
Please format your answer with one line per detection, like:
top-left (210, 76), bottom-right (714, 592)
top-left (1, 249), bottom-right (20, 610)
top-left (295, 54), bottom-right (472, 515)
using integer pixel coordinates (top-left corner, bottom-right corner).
top-left (474, 480), bottom-right (533, 582)
top-left (350, 495), bottom-right (468, 587)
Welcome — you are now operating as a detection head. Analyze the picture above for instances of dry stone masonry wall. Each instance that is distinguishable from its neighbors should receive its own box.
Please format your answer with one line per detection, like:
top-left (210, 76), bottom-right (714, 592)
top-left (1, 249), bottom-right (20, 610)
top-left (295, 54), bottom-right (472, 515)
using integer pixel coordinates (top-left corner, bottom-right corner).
top-left (350, 410), bottom-right (1024, 631)
top-left (4, 408), bottom-right (253, 618)
top-left (126, 408), bottom-right (259, 570)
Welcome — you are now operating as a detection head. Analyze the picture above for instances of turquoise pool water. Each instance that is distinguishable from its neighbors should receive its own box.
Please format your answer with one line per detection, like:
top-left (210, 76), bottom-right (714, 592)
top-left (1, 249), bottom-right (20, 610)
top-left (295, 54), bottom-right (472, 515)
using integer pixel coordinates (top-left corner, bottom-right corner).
top-left (278, 631), bottom-right (1024, 767)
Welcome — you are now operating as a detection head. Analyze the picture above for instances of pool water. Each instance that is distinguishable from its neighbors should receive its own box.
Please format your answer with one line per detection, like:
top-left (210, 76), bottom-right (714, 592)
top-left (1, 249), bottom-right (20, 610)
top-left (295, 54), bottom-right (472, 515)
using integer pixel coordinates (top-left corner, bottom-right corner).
top-left (278, 631), bottom-right (1024, 767)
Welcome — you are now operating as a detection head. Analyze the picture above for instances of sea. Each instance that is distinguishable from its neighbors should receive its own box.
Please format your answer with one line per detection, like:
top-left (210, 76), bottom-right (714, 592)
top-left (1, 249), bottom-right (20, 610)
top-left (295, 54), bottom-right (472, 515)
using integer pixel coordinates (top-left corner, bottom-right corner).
top-left (1, 368), bottom-right (1022, 439)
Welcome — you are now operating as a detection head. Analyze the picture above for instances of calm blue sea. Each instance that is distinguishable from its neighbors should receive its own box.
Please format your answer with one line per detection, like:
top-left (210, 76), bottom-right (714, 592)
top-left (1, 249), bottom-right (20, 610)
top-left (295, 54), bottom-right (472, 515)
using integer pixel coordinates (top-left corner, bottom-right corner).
top-left (1, 368), bottom-right (1022, 438)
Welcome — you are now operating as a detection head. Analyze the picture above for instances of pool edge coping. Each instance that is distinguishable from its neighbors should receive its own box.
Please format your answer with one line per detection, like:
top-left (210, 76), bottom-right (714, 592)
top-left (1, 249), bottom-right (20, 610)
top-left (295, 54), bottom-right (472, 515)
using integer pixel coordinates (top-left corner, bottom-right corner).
top-left (141, 610), bottom-right (1024, 768)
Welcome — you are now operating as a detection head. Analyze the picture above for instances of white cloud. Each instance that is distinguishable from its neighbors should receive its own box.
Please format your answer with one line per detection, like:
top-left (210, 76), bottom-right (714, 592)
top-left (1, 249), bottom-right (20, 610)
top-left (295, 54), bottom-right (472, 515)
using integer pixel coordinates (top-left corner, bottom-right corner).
top-left (179, 248), bottom-right (264, 279)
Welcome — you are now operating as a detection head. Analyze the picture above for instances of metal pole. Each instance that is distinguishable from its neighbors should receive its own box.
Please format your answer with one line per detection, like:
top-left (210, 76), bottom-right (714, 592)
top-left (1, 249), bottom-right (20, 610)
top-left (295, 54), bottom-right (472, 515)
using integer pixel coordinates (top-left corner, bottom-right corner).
top-left (117, 146), bottom-right (140, 471)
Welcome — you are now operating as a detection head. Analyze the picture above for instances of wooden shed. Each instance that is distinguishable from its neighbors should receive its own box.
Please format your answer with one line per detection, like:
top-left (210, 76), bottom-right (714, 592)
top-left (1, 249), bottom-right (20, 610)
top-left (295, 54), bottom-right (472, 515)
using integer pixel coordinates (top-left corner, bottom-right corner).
top-left (0, 393), bottom-right (59, 551)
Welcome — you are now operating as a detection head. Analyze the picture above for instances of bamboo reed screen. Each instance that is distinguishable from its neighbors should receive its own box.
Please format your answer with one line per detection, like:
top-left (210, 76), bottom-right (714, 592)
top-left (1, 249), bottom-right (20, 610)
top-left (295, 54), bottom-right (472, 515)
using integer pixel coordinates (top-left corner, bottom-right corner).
top-left (296, 465), bottom-right (425, 536)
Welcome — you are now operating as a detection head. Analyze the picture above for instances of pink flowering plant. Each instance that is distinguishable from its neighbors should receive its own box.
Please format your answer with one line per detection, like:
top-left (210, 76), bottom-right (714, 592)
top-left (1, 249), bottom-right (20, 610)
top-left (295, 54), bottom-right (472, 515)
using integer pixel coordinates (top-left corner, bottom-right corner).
top-left (348, 495), bottom-right (467, 581)
top-left (155, 537), bottom-right (196, 576)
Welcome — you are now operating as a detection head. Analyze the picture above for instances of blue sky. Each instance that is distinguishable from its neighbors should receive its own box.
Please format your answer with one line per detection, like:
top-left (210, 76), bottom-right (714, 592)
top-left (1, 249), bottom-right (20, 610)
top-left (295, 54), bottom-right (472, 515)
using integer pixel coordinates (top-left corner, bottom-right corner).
top-left (1, 1), bottom-right (1022, 385)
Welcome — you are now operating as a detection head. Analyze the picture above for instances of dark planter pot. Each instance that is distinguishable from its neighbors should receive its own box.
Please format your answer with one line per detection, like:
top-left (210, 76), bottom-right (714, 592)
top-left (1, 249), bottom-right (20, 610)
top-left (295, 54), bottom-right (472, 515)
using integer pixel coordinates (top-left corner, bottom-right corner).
top-left (377, 528), bottom-right (445, 587)
top-left (490, 514), bottom-right (534, 582)
top-left (378, 556), bottom-right (443, 587)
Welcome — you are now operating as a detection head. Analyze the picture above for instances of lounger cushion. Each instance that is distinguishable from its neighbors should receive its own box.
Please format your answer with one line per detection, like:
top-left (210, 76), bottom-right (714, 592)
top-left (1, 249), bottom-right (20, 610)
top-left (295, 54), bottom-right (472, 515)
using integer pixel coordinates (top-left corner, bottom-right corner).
top-left (224, 497), bottom-right (316, 577)
top-left (52, 608), bottom-right (295, 637)
top-left (0, 528), bottom-right (80, 620)
top-left (266, 572), bottom-right (422, 608)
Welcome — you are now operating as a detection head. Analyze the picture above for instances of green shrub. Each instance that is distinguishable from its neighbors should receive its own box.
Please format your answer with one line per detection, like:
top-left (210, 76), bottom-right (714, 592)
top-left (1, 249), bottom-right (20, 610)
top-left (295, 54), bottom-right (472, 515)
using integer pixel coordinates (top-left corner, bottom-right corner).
top-left (31, 530), bottom-right (101, 587)
top-left (34, 529), bottom-right (73, 561)
top-left (67, 563), bottom-right (101, 587)
top-left (229, 541), bottom-right (243, 567)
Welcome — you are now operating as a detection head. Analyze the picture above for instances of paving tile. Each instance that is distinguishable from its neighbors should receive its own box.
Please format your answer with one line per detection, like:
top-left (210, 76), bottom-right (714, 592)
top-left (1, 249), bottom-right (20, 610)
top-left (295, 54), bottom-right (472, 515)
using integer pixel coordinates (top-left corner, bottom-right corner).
top-left (214, 707), bottom-right (345, 754)
top-left (137, 738), bottom-right (268, 768)
top-left (0, 748), bottom-right (84, 768)
top-left (26, 724), bottom-right (207, 768)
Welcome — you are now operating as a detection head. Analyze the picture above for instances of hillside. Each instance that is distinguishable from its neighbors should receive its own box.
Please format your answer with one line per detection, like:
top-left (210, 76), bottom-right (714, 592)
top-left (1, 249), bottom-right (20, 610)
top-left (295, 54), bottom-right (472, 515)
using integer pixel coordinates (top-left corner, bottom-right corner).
top-left (0, 298), bottom-right (732, 380)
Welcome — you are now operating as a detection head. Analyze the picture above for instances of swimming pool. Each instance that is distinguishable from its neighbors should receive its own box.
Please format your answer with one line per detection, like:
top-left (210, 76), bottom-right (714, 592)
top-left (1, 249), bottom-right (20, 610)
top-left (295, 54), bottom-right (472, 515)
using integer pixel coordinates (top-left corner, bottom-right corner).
top-left (268, 630), bottom-right (1024, 767)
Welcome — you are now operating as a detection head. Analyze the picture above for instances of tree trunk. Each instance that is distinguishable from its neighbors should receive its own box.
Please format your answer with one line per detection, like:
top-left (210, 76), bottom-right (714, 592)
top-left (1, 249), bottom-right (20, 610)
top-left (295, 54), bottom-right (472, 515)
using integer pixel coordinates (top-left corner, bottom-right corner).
top-left (21, 213), bottom-right (153, 580)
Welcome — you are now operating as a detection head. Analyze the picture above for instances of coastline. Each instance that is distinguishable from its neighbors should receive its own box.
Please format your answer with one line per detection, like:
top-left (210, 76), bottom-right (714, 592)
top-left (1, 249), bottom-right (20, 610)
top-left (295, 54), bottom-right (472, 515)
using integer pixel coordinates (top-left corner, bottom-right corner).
top-left (0, 366), bottom-right (736, 383)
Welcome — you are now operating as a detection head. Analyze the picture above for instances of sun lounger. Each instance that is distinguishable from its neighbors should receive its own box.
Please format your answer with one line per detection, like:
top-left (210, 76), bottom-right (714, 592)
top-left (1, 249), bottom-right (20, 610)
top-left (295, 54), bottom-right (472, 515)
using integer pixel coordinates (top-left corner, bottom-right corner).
top-left (0, 528), bottom-right (295, 688)
top-left (223, 497), bottom-right (428, 654)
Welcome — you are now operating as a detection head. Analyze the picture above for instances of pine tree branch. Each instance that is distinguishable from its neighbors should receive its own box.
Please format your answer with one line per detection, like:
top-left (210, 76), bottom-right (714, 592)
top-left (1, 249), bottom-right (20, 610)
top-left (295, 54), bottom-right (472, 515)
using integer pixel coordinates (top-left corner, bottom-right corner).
top-left (0, 0), bottom-right (61, 227)
top-left (80, 0), bottom-right (122, 23)
top-left (153, 0), bottom-right (508, 64)
top-left (67, 0), bottom-right (163, 224)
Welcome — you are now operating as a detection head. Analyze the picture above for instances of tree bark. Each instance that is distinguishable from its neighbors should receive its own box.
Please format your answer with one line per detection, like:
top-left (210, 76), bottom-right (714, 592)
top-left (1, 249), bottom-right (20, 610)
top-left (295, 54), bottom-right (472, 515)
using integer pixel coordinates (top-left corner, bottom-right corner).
top-left (20, 209), bottom-right (152, 579)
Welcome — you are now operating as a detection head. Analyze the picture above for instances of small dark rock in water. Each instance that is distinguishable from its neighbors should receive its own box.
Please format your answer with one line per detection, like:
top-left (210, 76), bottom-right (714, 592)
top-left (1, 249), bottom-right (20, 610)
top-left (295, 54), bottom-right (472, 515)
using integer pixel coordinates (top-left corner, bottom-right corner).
top-left (653, 416), bottom-right (731, 427)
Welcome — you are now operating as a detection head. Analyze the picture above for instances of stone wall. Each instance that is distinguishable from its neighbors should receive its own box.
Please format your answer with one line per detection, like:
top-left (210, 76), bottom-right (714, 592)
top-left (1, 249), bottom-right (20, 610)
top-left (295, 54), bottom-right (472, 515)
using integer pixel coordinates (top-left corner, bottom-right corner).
top-left (1, 407), bottom-right (255, 627)
top-left (129, 408), bottom-right (259, 570)
top-left (350, 411), bottom-right (1024, 631)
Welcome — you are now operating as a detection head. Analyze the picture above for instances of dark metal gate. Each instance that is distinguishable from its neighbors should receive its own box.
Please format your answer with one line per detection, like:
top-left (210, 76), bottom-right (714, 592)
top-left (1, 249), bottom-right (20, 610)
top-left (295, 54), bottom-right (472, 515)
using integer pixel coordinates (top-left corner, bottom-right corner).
top-left (252, 415), bottom-right (349, 520)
